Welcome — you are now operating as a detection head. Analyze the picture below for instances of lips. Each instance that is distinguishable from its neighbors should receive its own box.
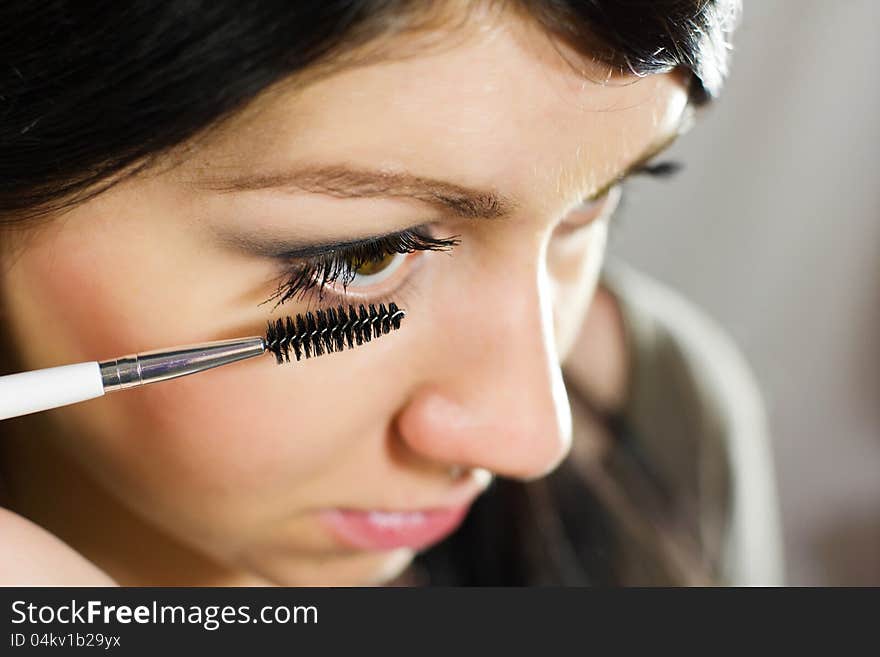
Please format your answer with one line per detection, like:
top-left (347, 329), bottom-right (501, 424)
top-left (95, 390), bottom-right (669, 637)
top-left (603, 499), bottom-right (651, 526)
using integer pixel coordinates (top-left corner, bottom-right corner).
top-left (318, 503), bottom-right (472, 551)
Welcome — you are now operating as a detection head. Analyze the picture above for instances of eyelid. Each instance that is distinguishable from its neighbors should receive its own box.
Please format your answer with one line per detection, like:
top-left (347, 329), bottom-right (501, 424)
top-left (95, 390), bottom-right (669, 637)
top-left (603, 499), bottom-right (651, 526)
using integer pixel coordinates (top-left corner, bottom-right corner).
top-left (269, 224), bottom-right (429, 261)
top-left (283, 223), bottom-right (456, 264)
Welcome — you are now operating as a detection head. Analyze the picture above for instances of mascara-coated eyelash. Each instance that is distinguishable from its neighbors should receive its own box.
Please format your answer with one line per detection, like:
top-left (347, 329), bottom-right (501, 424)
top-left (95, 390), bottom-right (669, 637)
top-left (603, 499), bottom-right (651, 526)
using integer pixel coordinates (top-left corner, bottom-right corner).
top-left (262, 227), bottom-right (460, 309)
top-left (632, 159), bottom-right (683, 179)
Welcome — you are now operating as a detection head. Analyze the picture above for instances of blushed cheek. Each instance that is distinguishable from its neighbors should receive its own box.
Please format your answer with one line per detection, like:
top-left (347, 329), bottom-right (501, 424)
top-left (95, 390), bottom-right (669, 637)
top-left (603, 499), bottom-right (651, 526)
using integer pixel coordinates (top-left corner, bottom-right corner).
top-left (4, 215), bottom-right (209, 377)
top-left (4, 225), bottom-right (358, 523)
top-left (108, 359), bottom-right (350, 489)
top-left (65, 354), bottom-right (370, 539)
top-left (5, 240), bottom-right (136, 369)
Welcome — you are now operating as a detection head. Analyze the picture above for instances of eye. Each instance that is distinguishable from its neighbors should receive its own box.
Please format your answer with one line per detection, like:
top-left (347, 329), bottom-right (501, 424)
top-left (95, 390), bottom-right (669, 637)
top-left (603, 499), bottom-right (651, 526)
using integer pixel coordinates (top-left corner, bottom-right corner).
top-left (261, 226), bottom-right (460, 309)
top-left (555, 185), bottom-right (622, 236)
top-left (343, 250), bottom-right (408, 288)
top-left (553, 158), bottom-right (683, 236)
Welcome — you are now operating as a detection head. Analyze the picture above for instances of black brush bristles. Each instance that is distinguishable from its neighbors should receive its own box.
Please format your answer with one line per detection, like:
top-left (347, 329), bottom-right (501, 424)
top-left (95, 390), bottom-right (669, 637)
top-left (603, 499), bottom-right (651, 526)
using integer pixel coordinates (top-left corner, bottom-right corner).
top-left (264, 302), bottom-right (405, 364)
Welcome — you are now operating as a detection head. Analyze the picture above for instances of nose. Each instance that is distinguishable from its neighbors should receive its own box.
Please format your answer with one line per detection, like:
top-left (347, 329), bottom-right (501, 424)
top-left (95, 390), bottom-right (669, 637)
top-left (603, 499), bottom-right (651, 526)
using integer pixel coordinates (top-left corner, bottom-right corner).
top-left (395, 259), bottom-right (573, 481)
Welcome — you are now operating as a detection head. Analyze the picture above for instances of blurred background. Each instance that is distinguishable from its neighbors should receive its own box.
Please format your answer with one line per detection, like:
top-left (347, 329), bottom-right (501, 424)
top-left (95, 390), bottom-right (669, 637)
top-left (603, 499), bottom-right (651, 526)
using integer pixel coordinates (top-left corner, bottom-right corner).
top-left (611, 0), bottom-right (879, 585)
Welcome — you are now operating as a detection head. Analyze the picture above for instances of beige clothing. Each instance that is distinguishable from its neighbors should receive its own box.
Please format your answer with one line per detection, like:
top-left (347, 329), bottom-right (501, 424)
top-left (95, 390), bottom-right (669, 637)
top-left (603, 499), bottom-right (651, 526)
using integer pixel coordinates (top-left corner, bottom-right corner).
top-left (588, 260), bottom-right (785, 585)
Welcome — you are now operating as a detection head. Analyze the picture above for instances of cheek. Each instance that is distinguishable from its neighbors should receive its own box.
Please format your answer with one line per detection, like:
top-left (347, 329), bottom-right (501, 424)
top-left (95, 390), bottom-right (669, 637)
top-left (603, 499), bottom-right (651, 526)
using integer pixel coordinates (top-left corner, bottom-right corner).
top-left (119, 358), bottom-right (358, 489)
top-left (3, 215), bottom-right (378, 530)
top-left (4, 182), bottom-right (272, 372)
top-left (83, 320), bottom-right (369, 490)
top-left (32, 324), bottom-right (383, 545)
top-left (5, 233), bottom-right (137, 368)
top-left (5, 216), bottom-right (206, 370)
top-left (79, 349), bottom-right (395, 533)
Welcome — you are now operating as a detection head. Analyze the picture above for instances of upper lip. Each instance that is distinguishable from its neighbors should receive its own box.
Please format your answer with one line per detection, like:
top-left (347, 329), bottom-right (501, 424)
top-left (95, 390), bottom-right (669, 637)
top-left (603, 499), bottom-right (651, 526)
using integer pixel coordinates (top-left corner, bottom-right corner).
top-left (331, 472), bottom-right (491, 514)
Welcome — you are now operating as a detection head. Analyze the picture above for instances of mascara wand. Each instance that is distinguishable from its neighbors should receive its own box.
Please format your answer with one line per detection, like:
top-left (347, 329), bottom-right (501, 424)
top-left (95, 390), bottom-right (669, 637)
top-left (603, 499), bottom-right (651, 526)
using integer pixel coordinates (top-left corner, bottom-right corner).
top-left (0, 302), bottom-right (405, 421)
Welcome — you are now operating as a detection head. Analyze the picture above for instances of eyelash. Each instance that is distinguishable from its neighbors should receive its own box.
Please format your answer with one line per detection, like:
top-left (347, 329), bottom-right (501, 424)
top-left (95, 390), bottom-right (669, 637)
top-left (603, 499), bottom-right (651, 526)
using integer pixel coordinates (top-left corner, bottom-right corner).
top-left (631, 159), bottom-right (682, 179)
top-left (260, 159), bottom-right (681, 309)
top-left (262, 227), bottom-right (460, 309)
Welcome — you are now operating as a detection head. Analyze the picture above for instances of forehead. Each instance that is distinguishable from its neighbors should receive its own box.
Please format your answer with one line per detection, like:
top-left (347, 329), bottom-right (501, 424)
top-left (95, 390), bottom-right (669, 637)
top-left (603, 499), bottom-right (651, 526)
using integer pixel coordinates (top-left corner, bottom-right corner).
top-left (176, 11), bottom-right (688, 216)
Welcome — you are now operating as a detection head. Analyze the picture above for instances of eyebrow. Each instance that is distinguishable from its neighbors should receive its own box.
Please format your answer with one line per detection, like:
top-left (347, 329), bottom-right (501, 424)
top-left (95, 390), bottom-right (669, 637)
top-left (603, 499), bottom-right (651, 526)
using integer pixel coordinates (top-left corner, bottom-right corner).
top-left (199, 165), bottom-right (515, 221)
top-left (196, 127), bottom-right (678, 223)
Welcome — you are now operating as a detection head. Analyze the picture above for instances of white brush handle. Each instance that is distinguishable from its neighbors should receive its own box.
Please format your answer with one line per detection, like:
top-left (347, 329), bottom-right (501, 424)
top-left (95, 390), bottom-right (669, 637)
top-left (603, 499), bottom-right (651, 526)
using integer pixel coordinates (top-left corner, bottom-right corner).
top-left (0, 361), bottom-right (105, 420)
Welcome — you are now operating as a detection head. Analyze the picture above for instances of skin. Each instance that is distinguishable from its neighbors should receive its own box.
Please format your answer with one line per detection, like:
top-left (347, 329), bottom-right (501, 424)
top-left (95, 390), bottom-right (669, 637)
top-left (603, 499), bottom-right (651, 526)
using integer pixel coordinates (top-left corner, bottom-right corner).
top-left (0, 8), bottom-right (688, 586)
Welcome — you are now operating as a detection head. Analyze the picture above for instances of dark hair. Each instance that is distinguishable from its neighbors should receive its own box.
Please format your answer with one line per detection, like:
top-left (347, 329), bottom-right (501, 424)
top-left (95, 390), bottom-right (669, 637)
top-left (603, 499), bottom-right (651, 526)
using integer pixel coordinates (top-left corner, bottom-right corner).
top-left (0, 0), bottom-right (740, 584)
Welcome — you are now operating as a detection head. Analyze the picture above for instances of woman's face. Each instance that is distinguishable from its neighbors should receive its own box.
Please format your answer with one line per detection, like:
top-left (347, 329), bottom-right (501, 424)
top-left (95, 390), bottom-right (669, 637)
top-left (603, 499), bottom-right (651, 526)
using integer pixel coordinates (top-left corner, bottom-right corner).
top-left (0, 12), bottom-right (687, 584)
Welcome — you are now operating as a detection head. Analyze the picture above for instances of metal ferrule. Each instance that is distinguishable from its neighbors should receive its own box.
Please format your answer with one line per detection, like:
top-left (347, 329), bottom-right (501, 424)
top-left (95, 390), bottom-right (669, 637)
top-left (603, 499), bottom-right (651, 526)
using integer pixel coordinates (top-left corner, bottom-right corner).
top-left (99, 337), bottom-right (267, 393)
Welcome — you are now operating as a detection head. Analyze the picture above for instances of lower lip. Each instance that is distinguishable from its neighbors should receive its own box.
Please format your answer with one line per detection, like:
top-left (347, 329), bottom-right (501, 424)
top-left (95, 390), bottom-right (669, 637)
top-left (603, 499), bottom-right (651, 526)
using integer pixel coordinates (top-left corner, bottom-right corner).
top-left (319, 504), bottom-right (471, 551)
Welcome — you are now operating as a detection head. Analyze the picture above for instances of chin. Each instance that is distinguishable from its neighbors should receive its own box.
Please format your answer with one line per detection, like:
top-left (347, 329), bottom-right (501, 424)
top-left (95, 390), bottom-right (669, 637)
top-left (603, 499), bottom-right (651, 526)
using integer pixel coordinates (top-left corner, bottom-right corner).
top-left (248, 547), bottom-right (416, 587)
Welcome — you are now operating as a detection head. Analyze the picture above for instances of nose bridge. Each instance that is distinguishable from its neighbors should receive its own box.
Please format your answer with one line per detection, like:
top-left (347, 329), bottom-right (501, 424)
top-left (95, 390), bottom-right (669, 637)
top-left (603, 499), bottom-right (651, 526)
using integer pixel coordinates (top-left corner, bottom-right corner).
top-left (396, 251), bottom-right (573, 481)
